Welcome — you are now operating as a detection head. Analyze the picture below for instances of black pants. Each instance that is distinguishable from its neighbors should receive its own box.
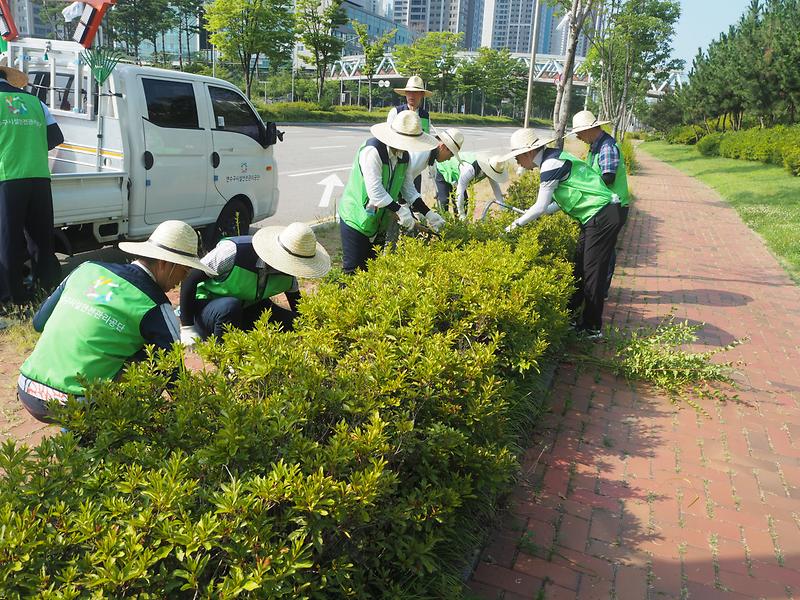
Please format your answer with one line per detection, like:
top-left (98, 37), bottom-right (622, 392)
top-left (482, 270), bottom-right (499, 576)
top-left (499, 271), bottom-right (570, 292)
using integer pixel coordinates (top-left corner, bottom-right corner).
top-left (195, 296), bottom-right (296, 338)
top-left (340, 220), bottom-right (378, 274)
top-left (434, 171), bottom-right (458, 214)
top-left (0, 178), bottom-right (61, 303)
top-left (604, 205), bottom-right (629, 297)
top-left (569, 203), bottom-right (623, 331)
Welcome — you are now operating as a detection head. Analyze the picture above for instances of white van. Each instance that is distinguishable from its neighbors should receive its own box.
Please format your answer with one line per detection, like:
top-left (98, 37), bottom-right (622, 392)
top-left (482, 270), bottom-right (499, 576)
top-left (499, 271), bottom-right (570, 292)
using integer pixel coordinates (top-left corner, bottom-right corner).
top-left (4, 38), bottom-right (281, 254)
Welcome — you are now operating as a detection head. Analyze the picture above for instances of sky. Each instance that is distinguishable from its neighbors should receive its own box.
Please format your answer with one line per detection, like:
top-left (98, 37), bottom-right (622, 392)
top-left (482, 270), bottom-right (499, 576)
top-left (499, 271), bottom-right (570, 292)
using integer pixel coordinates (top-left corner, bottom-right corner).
top-left (671, 0), bottom-right (753, 68)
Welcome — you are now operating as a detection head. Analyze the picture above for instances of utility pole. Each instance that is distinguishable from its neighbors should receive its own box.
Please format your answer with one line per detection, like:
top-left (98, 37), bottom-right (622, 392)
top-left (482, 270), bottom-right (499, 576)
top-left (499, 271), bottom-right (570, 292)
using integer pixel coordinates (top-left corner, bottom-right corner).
top-left (523, 0), bottom-right (540, 128)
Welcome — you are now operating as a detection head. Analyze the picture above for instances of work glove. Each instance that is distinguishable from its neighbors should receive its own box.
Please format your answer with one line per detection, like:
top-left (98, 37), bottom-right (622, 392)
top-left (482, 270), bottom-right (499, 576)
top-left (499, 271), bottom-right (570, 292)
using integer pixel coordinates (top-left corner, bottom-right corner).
top-left (425, 210), bottom-right (446, 232)
top-left (504, 220), bottom-right (520, 234)
top-left (396, 205), bottom-right (415, 231)
top-left (180, 325), bottom-right (202, 348)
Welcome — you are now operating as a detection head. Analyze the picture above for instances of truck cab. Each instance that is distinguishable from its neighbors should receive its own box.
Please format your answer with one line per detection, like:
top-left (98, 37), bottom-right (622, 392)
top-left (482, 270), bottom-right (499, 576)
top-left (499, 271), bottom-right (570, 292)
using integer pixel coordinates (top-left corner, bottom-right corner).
top-left (4, 38), bottom-right (280, 253)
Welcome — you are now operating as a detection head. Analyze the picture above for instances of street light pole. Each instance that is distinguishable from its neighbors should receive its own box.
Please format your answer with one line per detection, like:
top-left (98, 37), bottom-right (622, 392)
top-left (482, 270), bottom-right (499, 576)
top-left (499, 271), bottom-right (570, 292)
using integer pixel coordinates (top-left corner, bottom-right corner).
top-left (523, 0), bottom-right (540, 128)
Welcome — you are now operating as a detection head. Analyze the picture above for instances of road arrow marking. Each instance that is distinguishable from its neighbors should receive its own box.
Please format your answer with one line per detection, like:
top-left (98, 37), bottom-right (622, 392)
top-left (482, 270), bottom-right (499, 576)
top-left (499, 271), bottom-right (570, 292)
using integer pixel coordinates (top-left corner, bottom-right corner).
top-left (317, 173), bottom-right (344, 208)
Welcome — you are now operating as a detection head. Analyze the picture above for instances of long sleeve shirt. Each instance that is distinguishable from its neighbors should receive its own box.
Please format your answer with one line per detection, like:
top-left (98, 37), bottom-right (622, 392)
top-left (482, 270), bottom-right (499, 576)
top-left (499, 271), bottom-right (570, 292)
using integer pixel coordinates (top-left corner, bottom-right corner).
top-left (515, 148), bottom-right (570, 227)
top-left (360, 144), bottom-right (419, 210)
top-left (455, 162), bottom-right (504, 217)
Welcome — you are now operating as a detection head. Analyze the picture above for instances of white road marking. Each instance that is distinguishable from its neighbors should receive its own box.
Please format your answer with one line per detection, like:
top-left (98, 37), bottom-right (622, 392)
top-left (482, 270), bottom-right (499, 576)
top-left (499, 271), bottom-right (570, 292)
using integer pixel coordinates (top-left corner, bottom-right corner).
top-left (317, 174), bottom-right (345, 208)
top-left (310, 145), bottom-right (347, 150)
top-left (284, 164), bottom-right (352, 177)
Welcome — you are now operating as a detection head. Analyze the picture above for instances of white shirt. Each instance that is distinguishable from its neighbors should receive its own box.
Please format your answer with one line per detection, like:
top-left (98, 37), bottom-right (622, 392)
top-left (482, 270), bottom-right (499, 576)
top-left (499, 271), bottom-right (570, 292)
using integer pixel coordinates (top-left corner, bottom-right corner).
top-left (456, 162), bottom-right (504, 217)
top-left (516, 150), bottom-right (565, 226)
top-left (360, 145), bottom-right (419, 210)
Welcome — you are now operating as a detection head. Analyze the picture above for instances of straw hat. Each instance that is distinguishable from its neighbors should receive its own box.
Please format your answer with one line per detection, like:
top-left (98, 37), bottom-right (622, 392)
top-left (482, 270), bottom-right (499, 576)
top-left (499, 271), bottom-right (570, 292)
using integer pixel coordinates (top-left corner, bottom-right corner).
top-left (501, 128), bottom-right (555, 162)
top-left (119, 220), bottom-right (216, 276)
top-left (435, 128), bottom-right (464, 161)
top-left (253, 222), bottom-right (331, 279)
top-left (0, 57), bottom-right (29, 89)
top-left (370, 111), bottom-right (438, 153)
top-left (393, 75), bottom-right (433, 97)
top-left (476, 154), bottom-right (510, 183)
top-left (570, 110), bottom-right (611, 135)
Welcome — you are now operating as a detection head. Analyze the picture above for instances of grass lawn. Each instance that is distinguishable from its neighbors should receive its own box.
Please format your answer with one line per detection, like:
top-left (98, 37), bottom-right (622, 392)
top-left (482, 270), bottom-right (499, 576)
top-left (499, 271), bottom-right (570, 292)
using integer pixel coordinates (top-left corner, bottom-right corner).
top-left (640, 140), bottom-right (800, 283)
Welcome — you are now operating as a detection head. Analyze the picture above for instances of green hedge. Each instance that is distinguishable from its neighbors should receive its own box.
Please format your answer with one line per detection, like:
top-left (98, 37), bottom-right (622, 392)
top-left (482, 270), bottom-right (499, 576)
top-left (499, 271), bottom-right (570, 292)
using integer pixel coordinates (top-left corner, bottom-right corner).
top-left (0, 209), bottom-right (577, 597)
top-left (666, 124), bottom-right (704, 145)
top-left (695, 125), bottom-right (800, 176)
top-left (254, 101), bottom-right (527, 127)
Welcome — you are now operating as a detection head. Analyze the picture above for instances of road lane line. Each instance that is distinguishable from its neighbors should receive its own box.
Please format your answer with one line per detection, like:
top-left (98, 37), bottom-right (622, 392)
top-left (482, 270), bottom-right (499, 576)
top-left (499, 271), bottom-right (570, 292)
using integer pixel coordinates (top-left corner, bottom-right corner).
top-left (310, 145), bottom-right (347, 149)
top-left (285, 164), bottom-right (352, 177)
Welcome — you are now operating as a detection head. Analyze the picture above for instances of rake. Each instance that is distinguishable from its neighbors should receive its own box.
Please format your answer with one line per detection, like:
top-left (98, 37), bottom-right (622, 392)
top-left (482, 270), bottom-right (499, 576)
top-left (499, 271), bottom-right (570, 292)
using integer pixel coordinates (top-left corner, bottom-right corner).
top-left (81, 47), bottom-right (125, 170)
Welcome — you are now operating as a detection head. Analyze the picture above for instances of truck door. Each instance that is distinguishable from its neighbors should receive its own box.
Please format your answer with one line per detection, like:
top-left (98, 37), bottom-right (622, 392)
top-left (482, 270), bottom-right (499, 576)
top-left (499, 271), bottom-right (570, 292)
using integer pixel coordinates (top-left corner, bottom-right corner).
top-left (206, 85), bottom-right (271, 212)
top-left (141, 77), bottom-right (210, 224)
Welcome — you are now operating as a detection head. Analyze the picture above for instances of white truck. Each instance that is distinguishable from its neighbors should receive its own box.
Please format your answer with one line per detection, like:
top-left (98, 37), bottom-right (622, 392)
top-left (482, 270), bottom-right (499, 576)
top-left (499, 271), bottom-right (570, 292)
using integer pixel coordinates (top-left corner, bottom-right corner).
top-left (3, 38), bottom-right (281, 254)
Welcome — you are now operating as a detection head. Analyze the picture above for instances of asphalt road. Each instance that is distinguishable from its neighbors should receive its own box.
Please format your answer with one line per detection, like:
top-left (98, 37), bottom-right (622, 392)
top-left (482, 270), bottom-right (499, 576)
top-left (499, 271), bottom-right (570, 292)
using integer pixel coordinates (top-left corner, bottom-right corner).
top-left (258, 123), bottom-right (552, 227)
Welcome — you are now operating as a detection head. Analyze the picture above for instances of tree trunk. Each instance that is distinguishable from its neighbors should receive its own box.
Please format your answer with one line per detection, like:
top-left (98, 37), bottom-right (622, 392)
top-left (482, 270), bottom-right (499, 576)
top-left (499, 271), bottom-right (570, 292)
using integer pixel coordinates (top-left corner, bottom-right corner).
top-left (178, 24), bottom-right (184, 70)
top-left (553, 0), bottom-right (589, 147)
top-left (368, 76), bottom-right (373, 111)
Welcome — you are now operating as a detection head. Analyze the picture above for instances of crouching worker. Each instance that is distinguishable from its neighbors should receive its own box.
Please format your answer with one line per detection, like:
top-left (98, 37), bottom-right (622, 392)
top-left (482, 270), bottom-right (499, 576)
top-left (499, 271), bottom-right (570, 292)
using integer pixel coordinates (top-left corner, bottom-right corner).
top-left (436, 153), bottom-right (510, 220)
top-left (179, 222), bottom-right (330, 345)
top-left (17, 220), bottom-right (212, 423)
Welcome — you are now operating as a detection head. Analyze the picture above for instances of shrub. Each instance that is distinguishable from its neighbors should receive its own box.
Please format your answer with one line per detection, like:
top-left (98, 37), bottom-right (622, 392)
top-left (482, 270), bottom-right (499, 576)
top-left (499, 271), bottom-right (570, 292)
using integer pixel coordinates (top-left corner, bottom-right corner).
top-left (666, 124), bottom-right (702, 145)
top-left (716, 125), bottom-right (800, 176)
top-left (696, 132), bottom-right (724, 156)
top-left (620, 136), bottom-right (638, 174)
top-left (0, 214), bottom-right (577, 598)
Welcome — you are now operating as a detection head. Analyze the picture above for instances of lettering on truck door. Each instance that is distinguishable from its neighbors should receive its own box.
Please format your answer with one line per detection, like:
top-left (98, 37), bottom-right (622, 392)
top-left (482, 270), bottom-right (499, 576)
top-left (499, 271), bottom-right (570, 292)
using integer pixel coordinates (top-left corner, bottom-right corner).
top-left (140, 77), bottom-right (211, 224)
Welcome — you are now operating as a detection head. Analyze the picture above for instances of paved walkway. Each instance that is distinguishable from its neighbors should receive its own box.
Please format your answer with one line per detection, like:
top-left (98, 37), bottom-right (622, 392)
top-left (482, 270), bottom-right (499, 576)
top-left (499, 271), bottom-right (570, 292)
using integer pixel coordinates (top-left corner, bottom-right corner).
top-left (468, 150), bottom-right (800, 599)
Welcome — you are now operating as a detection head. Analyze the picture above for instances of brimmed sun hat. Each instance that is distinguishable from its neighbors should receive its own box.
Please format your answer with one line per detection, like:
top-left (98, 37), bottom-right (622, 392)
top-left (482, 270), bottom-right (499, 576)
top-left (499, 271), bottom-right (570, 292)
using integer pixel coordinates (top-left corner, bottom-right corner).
top-left (570, 110), bottom-right (611, 135)
top-left (477, 154), bottom-right (510, 183)
top-left (370, 111), bottom-right (438, 153)
top-left (0, 58), bottom-right (29, 89)
top-left (393, 75), bottom-right (433, 97)
top-left (501, 128), bottom-right (555, 162)
top-left (253, 222), bottom-right (331, 279)
top-left (119, 220), bottom-right (216, 276)
top-left (434, 127), bottom-right (464, 161)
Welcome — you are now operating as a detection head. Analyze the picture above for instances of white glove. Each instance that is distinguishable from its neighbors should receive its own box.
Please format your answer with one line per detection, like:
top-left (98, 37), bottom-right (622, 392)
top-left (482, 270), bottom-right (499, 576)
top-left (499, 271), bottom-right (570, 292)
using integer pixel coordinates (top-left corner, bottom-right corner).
top-left (425, 210), bottom-right (445, 232)
top-left (504, 220), bottom-right (520, 234)
top-left (396, 205), bottom-right (415, 231)
top-left (180, 325), bottom-right (202, 347)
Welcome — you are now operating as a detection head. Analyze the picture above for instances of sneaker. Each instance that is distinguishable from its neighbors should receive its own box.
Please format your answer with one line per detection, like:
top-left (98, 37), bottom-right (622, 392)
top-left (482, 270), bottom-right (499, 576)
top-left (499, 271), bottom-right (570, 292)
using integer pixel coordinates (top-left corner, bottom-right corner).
top-left (579, 327), bottom-right (603, 341)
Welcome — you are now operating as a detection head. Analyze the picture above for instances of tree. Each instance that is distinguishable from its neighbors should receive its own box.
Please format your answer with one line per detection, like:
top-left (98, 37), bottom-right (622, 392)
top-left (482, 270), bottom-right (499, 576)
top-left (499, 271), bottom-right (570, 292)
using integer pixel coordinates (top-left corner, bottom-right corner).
top-left (173, 0), bottom-right (205, 68)
top-left (585, 0), bottom-right (682, 139)
top-left (393, 31), bottom-right (463, 112)
top-left (31, 0), bottom-right (71, 40)
top-left (351, 21), bottom-right (395, 111)
top-left (547, 0), bottom-right (599, 145)
top-left (295, 0), bottom-right (348, 103)
top-left (205, 0), bottom-right (295, 99)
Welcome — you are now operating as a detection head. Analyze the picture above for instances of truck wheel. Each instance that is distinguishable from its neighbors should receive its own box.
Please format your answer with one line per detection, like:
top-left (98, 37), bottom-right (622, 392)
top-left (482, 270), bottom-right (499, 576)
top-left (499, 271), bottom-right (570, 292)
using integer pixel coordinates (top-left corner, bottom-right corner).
top-left (206, 199), bottom-right (251, 248)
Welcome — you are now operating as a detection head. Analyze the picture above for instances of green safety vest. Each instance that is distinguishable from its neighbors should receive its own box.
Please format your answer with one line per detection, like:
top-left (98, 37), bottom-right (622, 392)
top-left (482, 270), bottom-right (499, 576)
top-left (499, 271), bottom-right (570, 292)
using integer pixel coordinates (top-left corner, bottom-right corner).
top-left (397, 104), bottom-right (430, 133)
top-left (196, 239), bottom-right (294, 306)
top-left (435, 152), bottom-right (477, 186)
top-left (551, 150), bottom-right (614, 225)
top-left (338, 139), bottom-right (409, 238)
top-left (0, 90), bottom-right (51, 182)
top-left (20, 263), bottom-right (159, 396)
top-left (587, 140), bottom-right (630, 207)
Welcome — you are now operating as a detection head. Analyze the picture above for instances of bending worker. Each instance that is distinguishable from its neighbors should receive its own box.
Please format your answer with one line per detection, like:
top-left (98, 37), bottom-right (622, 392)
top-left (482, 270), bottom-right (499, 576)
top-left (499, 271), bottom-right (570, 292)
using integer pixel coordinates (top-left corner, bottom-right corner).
top-left (0, 58), bottom-right (64, 305)
top-left (338, 111), bottom-right (438, 274)
top-left (570, 110), bottom-right (630, 296)
top-left (406, 127), bottom-right (465, 223)
top-left (179, 222), bottom-right (330, 344)
top-left (435, 153), bottom-right (510, 220)
top-left (17, 220), bottom-right (211, 423)
top-left (387, 76), bottom-right (434, 195)
top-left (503, 129), bottom-right (622, 339)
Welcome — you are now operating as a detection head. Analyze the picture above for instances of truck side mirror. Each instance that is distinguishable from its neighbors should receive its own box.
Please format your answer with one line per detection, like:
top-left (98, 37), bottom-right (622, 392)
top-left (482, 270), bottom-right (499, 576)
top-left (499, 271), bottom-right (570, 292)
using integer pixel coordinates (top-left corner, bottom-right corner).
top-left (261, 122), bottom-right (284, 148)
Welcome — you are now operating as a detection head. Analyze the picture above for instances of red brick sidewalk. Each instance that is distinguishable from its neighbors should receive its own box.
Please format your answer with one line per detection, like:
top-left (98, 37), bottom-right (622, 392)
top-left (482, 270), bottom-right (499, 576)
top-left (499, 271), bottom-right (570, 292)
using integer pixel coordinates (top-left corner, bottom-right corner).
top-left (468, 150), bottom-right (800, 599)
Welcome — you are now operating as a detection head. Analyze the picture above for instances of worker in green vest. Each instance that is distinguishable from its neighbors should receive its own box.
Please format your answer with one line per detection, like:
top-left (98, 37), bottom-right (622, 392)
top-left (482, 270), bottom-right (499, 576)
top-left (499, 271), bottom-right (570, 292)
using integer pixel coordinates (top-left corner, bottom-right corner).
top-left (388, 76), bottom-right (433, 198)
top-left (503, 128), bottom-right (623, 340)
top-left (406, 127), bottom-right (464, 219)
top-left (179, 222), bottom-right (331, 344)
top-left (570, 110), bottom-right (630, 298)
top-left (338, 110), bottom-right (438, 274)
top-left (17, 220), bottom-right (213, 423)
top-left (435, 153), bottom-right (510, 219)
top-left (0, 59), bottom-right (64, 307)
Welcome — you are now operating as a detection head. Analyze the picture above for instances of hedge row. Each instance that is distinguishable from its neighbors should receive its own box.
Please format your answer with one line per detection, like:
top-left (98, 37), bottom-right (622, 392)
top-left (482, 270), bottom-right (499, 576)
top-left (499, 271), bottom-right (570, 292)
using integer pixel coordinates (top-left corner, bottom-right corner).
top-left (254, 100), bottom-right (526, 126)
top-left (0, 195), bottom-right (578, 598)
top-left (695, 125), bottom-right (800, 176)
